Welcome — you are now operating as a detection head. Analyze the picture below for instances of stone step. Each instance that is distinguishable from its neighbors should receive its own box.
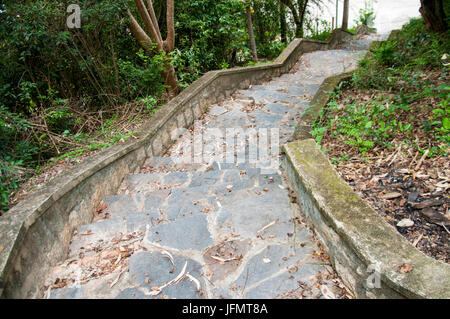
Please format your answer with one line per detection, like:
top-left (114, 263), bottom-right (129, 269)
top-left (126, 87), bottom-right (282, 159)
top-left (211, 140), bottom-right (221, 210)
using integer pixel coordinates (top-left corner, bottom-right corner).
top-left (67, 169), bottom-right (287, 257)
top-left (106, 170), bottom-right (283, 219)
top-left (124, 163), bottom-right (282, 194)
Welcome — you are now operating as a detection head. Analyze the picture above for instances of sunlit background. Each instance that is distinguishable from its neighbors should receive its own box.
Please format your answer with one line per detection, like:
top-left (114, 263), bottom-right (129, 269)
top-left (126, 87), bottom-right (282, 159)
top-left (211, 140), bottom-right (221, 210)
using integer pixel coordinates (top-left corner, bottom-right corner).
top-left (309, 0), bottom-right (421, 35)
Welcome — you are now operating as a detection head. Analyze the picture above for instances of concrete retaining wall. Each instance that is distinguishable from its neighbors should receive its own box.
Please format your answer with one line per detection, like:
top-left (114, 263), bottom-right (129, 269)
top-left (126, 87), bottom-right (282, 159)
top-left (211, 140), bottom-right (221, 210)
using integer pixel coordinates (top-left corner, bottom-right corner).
top-left (282, 140), bottom-right (450, 299)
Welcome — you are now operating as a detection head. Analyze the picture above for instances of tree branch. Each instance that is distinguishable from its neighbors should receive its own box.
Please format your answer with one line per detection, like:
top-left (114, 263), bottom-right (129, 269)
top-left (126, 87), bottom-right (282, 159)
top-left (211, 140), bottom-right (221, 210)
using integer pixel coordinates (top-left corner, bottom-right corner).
top-left (146, 0), bottom-right (163, 44)
top-left (164, 0), bottom-right (175, 52)
top-left (127, 9), bottom-right (154, 52)
top-left (134, 0), bottom-right (163, 49)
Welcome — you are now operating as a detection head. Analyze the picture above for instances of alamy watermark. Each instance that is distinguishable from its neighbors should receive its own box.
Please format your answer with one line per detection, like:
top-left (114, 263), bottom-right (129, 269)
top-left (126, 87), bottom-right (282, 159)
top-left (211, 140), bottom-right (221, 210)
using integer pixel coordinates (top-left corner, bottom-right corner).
top-left (366, 263), bottom-right (381, 289)
top-left (67, 4), bottom-right (81, 29)
top-left (170, 121), bottom-right (280, 174)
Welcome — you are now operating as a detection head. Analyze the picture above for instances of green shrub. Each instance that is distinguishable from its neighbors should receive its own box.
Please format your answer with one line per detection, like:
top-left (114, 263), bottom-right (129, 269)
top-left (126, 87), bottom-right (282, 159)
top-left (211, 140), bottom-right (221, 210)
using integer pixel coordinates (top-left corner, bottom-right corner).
top-left (312, 18), bottom-right (450, 158)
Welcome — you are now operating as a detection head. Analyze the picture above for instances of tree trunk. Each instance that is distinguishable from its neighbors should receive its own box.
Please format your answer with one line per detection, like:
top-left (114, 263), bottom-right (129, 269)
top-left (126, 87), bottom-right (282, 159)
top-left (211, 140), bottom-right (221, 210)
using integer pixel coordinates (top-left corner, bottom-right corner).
top-left (342, 0), bottom-right (349, 30)
top-left (253, 1), bottom-right (266, 44)
top-left (280, 1), bottom-right (287, 43)
top-left (298, 0), bottom-right (309, 36)
top-left (128, 0), bottom-right (178, 96)
top-left (246, 5), bottom-right (258, 62)
top-left (280, 0), bottom-right (308, 38)
top-left (419, 0), bottom-right (447, 32)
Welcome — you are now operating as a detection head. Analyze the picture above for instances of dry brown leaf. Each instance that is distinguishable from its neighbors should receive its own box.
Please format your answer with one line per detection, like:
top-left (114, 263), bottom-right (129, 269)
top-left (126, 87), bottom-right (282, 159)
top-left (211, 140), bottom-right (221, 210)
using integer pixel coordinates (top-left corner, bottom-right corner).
top-left (398, 263), bottom-right (414, 274)
top-left (288, 266), bottom-right (298, 274)
top-left (96, 202), bottom-right (107, 213)
top-left (382, 192), bottom-right (402, 199)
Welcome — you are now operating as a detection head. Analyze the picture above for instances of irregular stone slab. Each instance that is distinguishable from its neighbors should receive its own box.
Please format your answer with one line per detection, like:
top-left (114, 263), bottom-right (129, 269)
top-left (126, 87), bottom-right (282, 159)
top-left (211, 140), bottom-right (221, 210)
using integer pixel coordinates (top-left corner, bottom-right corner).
top-left (162, 171), bottom-right (190, 186)
top-left (189, 169), bottom-right (223, 187)
top-left (231, 244), bottom-right (319, 298)
top-left (126, 211), bottom-right (160, 233)
top-left (203, 240), bottom-right (248, 283)
top-left (103, 193), bottom-right (162, 216)
top-left (115, 288), bottom-right (150, 299)
top-left (209, 105), bottom-right (228, 116)
top-left (243, 267), bottom-right (320, 299)
top-left (164, 185), bottom-right (215, 220)
top-left (49, 286), bottom-right (85, 299)
top-left (126, 172), bottom-right (189, 193)
top-left (103, 195), bottom-right (140, 217)
top-left (69, 217), bottom-right (126, 258)
top-left (128, 251), bottom-right (205, 299)
top-left (264, 103), bottom-right (292, 115)
top-left (247, 112), bottom-right (283, 128)
top-left (146, 214), bottom-right (214, 251)
top-left (161, 276), bottom-right (206, 299)
top-left (216, 191), bottom-right (294, 239)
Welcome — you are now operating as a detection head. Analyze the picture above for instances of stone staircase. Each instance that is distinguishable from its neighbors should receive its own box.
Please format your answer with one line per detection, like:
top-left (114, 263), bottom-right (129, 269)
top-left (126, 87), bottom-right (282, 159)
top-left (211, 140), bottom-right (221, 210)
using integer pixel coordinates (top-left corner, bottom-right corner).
top-left (45, 156), bottom-right (332, 299)
top-left (43, 35), bottom-right (385, 299)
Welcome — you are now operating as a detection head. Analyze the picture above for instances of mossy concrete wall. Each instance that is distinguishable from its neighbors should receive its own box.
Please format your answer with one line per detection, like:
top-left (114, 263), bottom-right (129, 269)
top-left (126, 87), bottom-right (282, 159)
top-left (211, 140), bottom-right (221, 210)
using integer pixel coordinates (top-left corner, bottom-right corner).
top-left (0, 32), bottom-right (351, 299)
top-left (282, 140), bottom-right (450, 299)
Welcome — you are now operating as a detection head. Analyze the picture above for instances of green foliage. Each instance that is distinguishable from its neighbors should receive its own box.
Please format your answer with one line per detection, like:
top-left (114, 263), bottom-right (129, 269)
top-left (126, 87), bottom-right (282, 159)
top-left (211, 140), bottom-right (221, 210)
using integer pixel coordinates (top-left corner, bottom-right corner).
top-left (354, 0), bottom-right (376, 27)
top-left (353, 18), bottom-right (450, 91)
top-left (312, 18), bottom-right (450, 158)
top-left (305, 18), bottom-right (332, 41)
top-left (312, 96), bottom-right (415, 154)
top-left (174, 0), bottom-right (249, 82)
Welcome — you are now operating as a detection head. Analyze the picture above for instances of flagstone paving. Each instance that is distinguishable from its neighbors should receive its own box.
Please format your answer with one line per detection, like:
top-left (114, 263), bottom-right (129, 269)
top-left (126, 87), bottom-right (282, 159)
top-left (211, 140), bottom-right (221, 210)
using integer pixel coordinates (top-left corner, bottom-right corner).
top-left (43, 34), bottom-right (385, 299)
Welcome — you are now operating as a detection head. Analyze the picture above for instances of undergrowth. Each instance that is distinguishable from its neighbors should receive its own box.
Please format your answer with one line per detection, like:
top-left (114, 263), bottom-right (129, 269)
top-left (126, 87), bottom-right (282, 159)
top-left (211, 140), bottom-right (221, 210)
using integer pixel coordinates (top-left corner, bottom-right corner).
top-left (311, 18), bottom-right (450, 161)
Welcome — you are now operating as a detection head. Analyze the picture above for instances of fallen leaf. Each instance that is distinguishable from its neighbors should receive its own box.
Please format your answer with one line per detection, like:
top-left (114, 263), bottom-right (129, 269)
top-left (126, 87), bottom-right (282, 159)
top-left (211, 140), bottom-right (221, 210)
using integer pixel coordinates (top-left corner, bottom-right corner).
top-left (96, 202), bottom-right (107, 213)
top-left (320, 285), bottom-right (336, 299)
top-left (288, 266), bottom-right (298, 274)
top-left (410, 199), bottom-right (442, 209)
top-left (396, 218), bottom-right (414, 228)
top-left (382, 192), bottom-right (402, 199)
top-left (420, 208), bottom-right (450, 226)
top-left (186, 273), bottom-right (202, 292)
top-left (257, 219), bottom-right (278, 233)
top-left (205, 270), bottom-right (213, 277)
top-left (398, 264), bottom-right (413, 274)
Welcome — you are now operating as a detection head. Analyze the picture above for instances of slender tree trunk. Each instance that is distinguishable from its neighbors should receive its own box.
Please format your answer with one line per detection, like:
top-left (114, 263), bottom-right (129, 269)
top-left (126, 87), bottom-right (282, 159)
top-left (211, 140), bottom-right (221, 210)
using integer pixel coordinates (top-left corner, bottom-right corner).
top-left (246, 5), bottom-right (258, 62)
top-left (280, 0), bottom-right (308, 38)
top-left (419, 0), bottom-right (447, 32)
top-left (298, 0), bottom-right (309, 36)
top-left (128, 0), bottom-right (178, 96)
top-left (282, 0), bottom-right (302, 37)
top-left (342, 0), bottom-right (349, 30)
top-left (253, 1), bottom-right (266, 44)
top-left (280, 1), bottom-right (287, 43)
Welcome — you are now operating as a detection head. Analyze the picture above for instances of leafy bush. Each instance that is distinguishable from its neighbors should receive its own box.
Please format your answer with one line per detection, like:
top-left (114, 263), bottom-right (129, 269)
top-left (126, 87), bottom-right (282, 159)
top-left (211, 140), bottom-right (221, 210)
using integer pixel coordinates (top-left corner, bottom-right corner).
top-left (312, 18), bottom-right (450, 158)
top-left (354, 0), bottom-right (376, 27)
top-left (353, 18), bottom-right (450, 91)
